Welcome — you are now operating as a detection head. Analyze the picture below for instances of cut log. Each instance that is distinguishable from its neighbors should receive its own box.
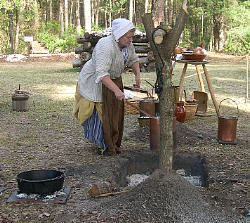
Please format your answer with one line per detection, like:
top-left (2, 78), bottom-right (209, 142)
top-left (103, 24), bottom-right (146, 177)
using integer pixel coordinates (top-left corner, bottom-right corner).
top-left (134, 45), bottom-right (150, 54)
top-left (72, 57), bottom-right (84, 68)
top-left (80, 52), bottom-right (91, 61)
top-left (75, 43), bottom-right (93, 54)
top-left (133, 35), bottom-right (148, 43)
top-left (153, 29), bottom-right (167, 45)
top-left (75, 46), bottom-right (84, 54)
top-left (147, 61), bottom-right (156, 72)
top-left (138, 56), bottom-right (149, 65)
top-left (148, 51), bottom-right (155, 61)
top-left (77, 36), bottom-right (88, 44)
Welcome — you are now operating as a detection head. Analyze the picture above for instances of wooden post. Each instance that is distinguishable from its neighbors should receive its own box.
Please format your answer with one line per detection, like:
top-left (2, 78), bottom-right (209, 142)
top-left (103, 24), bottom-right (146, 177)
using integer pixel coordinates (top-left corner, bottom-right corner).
top-left (195, 65), bottom-right (205, 92)
top-left (178, 63), bottom-right (188, 100)
top-left (202, 64), bottom-right (220, 116)
top-left (246, 55), bottom-right (249, 102)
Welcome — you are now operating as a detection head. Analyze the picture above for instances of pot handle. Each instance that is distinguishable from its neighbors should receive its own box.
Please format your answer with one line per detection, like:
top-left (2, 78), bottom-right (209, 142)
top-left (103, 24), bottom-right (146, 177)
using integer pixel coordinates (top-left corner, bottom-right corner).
top-left (218, 98), bottom-right (239, 118)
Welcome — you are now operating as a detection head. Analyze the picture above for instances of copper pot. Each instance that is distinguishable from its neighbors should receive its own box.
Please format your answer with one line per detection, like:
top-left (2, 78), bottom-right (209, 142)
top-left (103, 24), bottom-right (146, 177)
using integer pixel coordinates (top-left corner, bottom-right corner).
top-left (139, 98), bottom-right (157, 117)
top-left (217, 98), bottom-right (239, 143)
top-left (150, 117), bottom-right (177, 151)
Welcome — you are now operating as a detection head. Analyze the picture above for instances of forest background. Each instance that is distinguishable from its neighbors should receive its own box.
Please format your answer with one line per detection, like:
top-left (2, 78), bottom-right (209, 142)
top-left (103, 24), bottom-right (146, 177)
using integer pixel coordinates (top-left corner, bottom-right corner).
top-left (0, 0), bottom-right (249, 56)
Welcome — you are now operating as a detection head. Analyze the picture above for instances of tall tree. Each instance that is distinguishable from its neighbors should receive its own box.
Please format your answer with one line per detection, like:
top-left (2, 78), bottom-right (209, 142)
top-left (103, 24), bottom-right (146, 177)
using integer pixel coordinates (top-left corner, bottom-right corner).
top-left (60, 0), bottom-right (64, 36)
top-left (75, 0), bottom-right (81, 34)
top-left (49, 0), bottom-right (53, 20)
top-left (14, 6), bottom-right (20, 53)
top-left (151, 0), bottom-right (165, 27)
top-left (129, 0), bottom-right (133, 21)
top-left (64, 0), bottom-right (69, 32)
top-left (142, 0), bottom-right (188, 171)
top-left (84, 0), bottom-right (91, 32)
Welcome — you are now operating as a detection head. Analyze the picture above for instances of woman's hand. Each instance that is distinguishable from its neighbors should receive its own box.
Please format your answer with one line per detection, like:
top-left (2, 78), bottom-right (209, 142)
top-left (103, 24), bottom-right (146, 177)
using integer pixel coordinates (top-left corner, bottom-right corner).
top-left (101, 75), bottom-right (125, 101)
top-left (114, 89), bottom-right (125, 101)
top-left (131, 61), bottom-right (141, 88)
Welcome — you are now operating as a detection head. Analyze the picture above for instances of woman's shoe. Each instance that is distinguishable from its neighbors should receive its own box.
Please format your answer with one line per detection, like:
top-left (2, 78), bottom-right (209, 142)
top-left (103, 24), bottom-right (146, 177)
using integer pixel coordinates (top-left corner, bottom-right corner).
top-left (97, 146), bottom-right (109, 156)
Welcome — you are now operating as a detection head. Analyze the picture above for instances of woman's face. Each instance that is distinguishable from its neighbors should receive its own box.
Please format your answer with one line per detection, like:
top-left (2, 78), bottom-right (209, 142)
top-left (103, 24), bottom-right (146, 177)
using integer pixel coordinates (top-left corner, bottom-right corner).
top-left (118, 30), bottom-right (135, 48)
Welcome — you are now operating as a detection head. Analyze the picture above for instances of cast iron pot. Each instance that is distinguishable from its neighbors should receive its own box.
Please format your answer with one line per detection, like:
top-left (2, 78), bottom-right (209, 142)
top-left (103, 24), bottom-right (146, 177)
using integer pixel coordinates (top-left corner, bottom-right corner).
top-left (16, 170), bottom-right (64, 195)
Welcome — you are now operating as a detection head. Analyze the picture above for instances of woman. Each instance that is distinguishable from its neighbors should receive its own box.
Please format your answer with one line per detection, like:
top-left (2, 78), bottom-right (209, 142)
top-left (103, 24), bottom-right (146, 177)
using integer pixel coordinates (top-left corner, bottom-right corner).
top-left (74, 18), bottom-right (141, 155)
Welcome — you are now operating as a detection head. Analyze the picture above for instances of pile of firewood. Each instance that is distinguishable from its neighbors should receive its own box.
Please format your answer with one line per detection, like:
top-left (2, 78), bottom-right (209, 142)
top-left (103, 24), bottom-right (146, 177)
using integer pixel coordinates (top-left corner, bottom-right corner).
top-left (72, 28), bottom-right (156, 72)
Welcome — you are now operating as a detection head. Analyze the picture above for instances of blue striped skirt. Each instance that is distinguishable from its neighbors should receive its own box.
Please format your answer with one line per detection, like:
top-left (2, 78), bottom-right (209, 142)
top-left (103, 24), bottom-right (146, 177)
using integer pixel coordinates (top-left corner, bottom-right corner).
top-left (82, 107), bottom-right (106, 149)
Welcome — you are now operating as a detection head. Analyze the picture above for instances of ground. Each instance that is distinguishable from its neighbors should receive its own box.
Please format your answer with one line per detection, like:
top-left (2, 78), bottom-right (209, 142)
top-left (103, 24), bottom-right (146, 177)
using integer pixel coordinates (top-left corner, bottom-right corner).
top-left (0, 52), bottom-right (249, 222)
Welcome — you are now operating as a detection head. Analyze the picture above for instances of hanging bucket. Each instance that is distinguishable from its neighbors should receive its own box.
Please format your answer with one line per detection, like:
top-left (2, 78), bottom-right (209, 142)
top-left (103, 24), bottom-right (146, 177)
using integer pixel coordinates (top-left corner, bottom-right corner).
top-left (217, 98), bottom-right (239, 144)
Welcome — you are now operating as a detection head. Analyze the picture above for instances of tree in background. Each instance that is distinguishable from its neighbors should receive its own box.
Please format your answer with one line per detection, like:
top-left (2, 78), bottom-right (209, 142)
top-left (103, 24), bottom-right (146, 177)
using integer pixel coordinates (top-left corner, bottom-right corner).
top-left (0, 0), bottom-right (249, 55)
top-left (84, 0), bottom-right (91, 32)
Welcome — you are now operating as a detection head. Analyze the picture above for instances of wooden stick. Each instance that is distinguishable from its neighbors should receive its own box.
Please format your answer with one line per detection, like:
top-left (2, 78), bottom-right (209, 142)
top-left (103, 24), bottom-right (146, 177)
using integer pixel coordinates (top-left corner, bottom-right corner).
top-left (93, 190), bottom-right (128, 198)
top-left (126, 101), bottom-right (153, 118)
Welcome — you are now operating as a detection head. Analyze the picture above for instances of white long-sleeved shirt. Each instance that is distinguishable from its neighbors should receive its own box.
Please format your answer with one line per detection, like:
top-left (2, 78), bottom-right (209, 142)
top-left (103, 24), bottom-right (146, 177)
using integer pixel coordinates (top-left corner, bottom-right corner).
top-left (78, 34), bottom-right (138, 102)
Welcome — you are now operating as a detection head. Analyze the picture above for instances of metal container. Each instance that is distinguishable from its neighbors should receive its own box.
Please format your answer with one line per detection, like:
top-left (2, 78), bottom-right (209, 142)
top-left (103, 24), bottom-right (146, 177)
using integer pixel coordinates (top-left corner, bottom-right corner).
top-left (12, 90), bottom-right (29, 111)
top-left (139, 97), bottom-right (156, 117)
top-left (149, 117), bottom-right (177, 151)
top-left (17, 170), bottom-right (64, 195)
top-left (172, 86), bottom-right (180, 103)
top-left (217, 98), bottom-right (239, 144)
top-left (150, 117), bottom-right (160, 151)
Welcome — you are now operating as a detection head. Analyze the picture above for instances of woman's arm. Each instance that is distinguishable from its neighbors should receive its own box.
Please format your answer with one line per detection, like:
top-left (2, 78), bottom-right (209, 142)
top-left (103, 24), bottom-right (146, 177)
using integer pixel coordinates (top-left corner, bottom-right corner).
top-left (131, 61), bottom-right (141, 88)
top-left (101, 75), bottom-right (125, 101)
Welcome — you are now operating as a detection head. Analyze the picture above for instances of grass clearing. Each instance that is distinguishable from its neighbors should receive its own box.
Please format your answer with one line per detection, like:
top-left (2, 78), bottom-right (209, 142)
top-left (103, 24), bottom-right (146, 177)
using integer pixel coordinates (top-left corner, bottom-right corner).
top-left (0, 58), bottom-right (249, 221)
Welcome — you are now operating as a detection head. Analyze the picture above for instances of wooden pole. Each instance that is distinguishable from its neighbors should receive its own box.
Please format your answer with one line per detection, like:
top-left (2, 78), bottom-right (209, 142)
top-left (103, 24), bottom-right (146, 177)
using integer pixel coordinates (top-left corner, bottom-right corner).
top-left (246, 55), bottom-right (249, 102)
top-left (202, 64), bottom-right (220, 116)
top-left (195, 65), bottom-right (205, 92)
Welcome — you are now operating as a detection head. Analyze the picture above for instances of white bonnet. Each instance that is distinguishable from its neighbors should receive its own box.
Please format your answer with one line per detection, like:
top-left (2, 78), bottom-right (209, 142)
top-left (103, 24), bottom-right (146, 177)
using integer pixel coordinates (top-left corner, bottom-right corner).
top-left (112, 18), bottom-right (135, 42)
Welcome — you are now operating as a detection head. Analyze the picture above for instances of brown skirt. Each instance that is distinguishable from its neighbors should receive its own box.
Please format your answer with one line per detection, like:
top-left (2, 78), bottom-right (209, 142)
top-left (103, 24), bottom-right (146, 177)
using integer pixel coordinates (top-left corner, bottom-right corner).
top-left (102, 76), bottom-right (124, 154)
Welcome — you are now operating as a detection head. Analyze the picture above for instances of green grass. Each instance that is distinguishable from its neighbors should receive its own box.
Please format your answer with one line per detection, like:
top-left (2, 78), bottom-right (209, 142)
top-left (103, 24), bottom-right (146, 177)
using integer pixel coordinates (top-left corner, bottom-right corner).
top-left (0, 59), bottom-right (249, 140)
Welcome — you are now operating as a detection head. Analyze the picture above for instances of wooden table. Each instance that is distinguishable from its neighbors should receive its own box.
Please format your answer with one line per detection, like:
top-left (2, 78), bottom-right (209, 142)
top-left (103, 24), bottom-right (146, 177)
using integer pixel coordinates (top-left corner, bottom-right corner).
top-left (177, 60), bottom-right (219, 116)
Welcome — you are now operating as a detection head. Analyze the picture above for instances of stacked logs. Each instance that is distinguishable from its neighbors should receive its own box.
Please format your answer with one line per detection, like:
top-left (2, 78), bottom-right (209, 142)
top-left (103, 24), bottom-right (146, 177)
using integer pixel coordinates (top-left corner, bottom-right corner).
top-left (73, 29), bottom-right (156, 72)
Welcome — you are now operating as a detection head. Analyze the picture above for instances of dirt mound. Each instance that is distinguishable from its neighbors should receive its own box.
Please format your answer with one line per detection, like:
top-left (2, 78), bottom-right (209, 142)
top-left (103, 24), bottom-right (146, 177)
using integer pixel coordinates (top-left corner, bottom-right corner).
top-left (80, 170), bottom-right (244, 222)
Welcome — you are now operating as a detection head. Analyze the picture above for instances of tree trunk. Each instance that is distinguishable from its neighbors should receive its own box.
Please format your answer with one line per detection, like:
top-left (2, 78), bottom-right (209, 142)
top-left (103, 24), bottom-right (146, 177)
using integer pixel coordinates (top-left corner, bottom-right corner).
top-left (9, 12), bottom-right (15, 53)
top-left (142, 0), bottom-right (188, 172)
top-left (152, 0), bottom-right (165, 27)
top-left (34, 0), bottom-right (39, 31)
top-left (145, 0), bottom-right (149, 13)
top-left (69, 0), bottom-right (73, 27)
top-left (14, 7), bottom-right (20, 53)
top-left (65, 0), bottom-right (69, 32)
top-left (84, 0), bottom-right (91, 32)
top-left (129, 0), bottom-right (133, 21)
top-left (49, 0), bottom-right (53, 20)
top-left (75, 0), bottom-right (81, 34)
top-left (109, 0), bottom-right (112, 27)
top-left (95, 0), bottom-right (99, 27)
top-left (60, 0), bottom-right (64, 37)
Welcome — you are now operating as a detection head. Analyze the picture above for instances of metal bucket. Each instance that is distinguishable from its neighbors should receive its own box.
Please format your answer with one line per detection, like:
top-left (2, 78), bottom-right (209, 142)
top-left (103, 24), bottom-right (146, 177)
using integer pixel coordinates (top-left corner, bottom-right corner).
top-left (139, 98), bottom-right (156, 117)
top-left (172, 86), bottom-right (180, 103)
top-left (150, 117), bottom-right (176, 151)
top-left (12, 90), bottom-right (29, 112)
top-left (217, 98), bottom-right (239, 144)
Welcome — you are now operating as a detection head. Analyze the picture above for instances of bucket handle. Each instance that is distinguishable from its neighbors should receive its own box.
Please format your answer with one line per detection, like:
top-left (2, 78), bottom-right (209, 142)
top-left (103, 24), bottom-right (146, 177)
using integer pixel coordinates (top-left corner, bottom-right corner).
top-left (218, 98), bottom-right (239, 118)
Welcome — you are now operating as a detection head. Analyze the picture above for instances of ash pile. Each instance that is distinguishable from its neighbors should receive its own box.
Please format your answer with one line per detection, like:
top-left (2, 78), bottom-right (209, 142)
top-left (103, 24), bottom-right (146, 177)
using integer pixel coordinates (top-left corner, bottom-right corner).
top-left (73, 28), bottom-right (156, 72)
